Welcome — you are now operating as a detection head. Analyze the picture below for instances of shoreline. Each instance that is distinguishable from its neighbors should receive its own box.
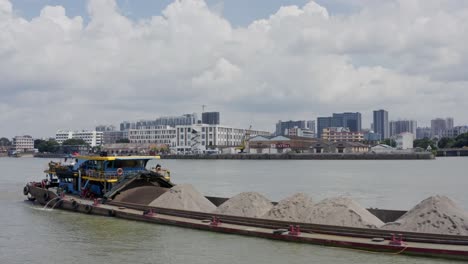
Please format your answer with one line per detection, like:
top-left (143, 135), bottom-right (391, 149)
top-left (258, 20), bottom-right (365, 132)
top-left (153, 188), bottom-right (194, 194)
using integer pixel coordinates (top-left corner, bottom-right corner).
top-left (161, 152), bottom-right (435, 160)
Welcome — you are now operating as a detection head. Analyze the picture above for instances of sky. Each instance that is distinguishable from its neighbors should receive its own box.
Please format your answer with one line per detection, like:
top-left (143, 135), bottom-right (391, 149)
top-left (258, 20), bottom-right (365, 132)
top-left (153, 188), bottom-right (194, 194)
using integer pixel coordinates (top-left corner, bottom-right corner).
top-left (1, 0), bottom-right (467, 138)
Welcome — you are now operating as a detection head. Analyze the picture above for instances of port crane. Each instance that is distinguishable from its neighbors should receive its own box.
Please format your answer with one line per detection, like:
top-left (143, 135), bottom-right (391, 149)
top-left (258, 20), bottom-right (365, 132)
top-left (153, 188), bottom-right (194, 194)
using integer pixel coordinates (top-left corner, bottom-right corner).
top-left (236, 125), bottom-right (252, 153)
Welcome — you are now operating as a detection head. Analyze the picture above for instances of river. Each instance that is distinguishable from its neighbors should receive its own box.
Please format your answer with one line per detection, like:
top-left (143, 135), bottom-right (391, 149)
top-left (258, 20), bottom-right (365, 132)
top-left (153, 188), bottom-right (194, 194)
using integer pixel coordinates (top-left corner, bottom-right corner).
top-left (0, 157), bottom-right (466, 264)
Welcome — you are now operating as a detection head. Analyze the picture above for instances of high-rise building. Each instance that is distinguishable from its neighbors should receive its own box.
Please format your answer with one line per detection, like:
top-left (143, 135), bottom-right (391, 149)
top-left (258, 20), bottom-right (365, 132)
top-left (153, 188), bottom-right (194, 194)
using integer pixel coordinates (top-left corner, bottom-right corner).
top-left (202, 112), bottom-right (220, 125)
top-left (316, 113), bottom-right (362, 138)
top-left (416, 127), bottom-right (431, 139)
top-left (332, 112), bottom-right (362, 132)
top-left (373, 110), bottom-right (389, 140)
top-left (446, 118), bottom-right (454, 129)
top-left (389, 120), bottom-right (417, 137)
top-left (431, 118), bottom-right (454, 138)
top-left (316, 117), bottom-right (332, 138)
top-left (275, 120), bottom-right (315, 136)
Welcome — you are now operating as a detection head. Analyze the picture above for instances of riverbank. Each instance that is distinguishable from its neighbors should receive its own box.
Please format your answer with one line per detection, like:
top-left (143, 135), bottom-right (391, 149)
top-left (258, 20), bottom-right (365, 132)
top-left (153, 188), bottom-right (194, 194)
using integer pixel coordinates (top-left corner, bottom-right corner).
top-left (161, 152), bottom-right (434, 160)
top-left (437, 148), bottom-right (468, 157)
top-left (33, 153), bottom-right (67, 158)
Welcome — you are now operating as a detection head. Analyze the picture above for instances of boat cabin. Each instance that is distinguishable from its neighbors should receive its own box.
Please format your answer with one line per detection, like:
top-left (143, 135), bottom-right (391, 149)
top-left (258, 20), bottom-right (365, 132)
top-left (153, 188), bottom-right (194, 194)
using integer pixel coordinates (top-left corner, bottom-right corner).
top-left (50, 155), bottom-right (164, 198)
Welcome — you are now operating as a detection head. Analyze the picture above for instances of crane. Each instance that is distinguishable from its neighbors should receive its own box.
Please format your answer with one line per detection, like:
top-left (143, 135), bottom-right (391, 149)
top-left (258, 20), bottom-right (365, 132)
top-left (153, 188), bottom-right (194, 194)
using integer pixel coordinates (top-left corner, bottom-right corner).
top-left (236, 125), bottom-right (252, 153)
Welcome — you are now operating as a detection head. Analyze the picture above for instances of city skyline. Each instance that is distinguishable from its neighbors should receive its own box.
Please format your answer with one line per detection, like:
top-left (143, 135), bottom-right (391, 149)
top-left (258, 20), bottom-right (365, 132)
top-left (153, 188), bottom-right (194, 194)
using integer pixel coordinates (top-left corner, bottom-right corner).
top-left (2, 107), bottom-right (462, 139)
top-left (1, 0), bottom-right (468, 138)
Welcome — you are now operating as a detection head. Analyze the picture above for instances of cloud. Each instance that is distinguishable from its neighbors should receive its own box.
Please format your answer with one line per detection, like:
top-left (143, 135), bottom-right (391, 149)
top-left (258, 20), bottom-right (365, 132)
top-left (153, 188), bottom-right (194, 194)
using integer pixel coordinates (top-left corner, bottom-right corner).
top-left (1, 0), bottom-right (468, 137)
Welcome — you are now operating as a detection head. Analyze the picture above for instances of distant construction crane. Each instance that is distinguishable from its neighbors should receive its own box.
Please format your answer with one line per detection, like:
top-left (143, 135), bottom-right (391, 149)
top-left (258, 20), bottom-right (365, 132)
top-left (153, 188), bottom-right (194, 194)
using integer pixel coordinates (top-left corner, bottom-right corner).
top-left (236, 125), bottom-right (252, 153)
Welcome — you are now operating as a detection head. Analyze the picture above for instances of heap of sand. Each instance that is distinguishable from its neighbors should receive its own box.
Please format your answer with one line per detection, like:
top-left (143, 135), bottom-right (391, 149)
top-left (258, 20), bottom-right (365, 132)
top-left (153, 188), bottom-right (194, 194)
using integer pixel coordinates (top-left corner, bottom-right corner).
top-left (305, 197), bottom-right (384, 228)
top-left (113, 185), bottom-right (168, 205)
top-left (214, 192), bottom-right (273, 218)
top-left (148, 184), bottom-right (216, 213)
top-left (262, 193), bottom-right (314, 222)
top-left (381, 195), bottom-right (468, 235)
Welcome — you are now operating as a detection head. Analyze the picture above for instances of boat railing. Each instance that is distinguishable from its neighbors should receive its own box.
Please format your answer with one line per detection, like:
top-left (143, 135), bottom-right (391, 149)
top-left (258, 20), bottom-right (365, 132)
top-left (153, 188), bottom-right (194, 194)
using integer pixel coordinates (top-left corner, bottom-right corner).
top-left (82, 169), bottom-right (147, 180)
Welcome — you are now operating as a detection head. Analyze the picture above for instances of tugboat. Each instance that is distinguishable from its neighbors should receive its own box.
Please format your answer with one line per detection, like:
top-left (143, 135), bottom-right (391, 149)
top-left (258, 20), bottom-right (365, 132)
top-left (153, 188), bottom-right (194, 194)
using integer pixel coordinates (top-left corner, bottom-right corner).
top-left (23, 153), bottom-right (174, 204)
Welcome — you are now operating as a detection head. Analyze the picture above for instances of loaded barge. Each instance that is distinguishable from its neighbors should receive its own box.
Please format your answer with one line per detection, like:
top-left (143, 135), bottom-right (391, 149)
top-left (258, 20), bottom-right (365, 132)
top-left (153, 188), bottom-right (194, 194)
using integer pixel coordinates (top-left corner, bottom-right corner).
top-left (23, 155), bottom-right (468, 261)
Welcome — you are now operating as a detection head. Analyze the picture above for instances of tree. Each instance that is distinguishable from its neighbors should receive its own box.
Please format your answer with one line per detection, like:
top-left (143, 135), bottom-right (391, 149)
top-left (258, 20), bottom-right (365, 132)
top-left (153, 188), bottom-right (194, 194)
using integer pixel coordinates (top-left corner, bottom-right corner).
top-left (452, 133), bottom-right (468, 148)
top-left (381, 138), bottom-right (396, 147)
top-left (0, 137), bottom-right (11, 146)
top-left (34, 139), bottom-right (46, 149)
top-left (413, 137), bottom-right (437, 150)
top-left (116, 138), bottom-right (130, 143)
top-left (437, 137), bottom-right (455, 149)
top-left (37, 139), bottom-right (60, 153)
top-left (62, 138), bottom-right (87, 146)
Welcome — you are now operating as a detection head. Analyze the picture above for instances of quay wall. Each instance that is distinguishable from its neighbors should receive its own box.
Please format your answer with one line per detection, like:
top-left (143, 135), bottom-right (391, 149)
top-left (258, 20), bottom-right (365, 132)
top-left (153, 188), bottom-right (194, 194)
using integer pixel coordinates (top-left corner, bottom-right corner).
top-left (437, 149), bottom-right (468, 157)
top-left (162, 152), bottom-right (434, 160)
top-left (33, 153), bottom-right (67, 159)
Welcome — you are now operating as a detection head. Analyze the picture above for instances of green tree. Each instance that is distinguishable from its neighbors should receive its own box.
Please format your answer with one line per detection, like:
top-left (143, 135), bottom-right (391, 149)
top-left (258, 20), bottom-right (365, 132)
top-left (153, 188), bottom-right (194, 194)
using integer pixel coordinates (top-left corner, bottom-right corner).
top-left (437, 137), bottom-right (455, 149)
top-left (34, 139), bottom-right (46, 149)
top-left (0, 137), bottom-right (11, 146)
top-left (62, 138), bottom-right (87, 146)
top-left (116, 138), bottom-right (130, 143)
top-left (37, 139), bottom-right (60, 153)
top-left (452, 133), bottom-right (468, 148)
top-left (414, 137), bottom-right (437, 150)
top-left (381, 138), bottom-right (396, 147)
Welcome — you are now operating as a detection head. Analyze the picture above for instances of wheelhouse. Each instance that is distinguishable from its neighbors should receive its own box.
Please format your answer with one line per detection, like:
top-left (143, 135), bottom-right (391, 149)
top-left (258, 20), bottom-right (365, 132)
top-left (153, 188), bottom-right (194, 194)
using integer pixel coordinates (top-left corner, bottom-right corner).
top-left (50, 156), bottom-right (162, 198)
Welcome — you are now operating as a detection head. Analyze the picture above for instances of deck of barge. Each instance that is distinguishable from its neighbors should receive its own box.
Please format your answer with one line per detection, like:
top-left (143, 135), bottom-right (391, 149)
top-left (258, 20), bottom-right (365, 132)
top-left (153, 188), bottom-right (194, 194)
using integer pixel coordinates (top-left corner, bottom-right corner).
top-left (28, 186), bottom-right (468, 261)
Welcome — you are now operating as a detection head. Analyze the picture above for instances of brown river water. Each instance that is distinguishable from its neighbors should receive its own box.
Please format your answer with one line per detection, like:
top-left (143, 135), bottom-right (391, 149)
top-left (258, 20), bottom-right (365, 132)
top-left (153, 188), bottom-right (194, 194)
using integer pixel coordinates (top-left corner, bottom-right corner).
top-left (0, 157), bottom-right (466, 264)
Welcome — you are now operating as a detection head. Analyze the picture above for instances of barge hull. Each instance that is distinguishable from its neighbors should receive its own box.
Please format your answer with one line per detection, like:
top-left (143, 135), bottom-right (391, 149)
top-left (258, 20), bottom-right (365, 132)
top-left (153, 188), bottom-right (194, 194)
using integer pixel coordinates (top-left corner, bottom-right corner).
top-left (27, 186), bottom-right (468, 261)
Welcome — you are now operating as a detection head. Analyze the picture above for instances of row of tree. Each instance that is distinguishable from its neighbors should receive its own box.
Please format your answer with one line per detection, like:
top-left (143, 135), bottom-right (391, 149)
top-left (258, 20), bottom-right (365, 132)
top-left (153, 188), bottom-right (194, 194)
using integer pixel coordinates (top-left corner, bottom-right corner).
top-left (381, 132), bottom-right (468, 150)
top-left (34, 138), bottom-right (88, 153)
top-left (437, 133), bottom-right (468, 149)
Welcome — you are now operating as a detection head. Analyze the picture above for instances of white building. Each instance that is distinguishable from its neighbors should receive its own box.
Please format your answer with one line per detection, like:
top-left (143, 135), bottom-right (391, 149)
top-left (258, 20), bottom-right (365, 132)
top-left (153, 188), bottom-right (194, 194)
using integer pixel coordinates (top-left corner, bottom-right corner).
top-left (13, 135), bottom-right (34, 152)
top-left (285, 127), bottom-right (315, 138)
top-left (174, 124), bottom-right (271, 153)
top-left (396, 132), bottom-right (414, 150)
top-left (127, 125), bottom-right (176, 146)
top-left (55, 130), bottom-right (104, 147)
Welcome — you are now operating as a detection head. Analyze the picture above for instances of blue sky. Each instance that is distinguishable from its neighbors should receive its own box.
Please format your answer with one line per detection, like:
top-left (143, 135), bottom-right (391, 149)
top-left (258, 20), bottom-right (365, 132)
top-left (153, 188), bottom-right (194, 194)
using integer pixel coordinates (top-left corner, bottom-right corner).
top-left (11, 0), bottom-right (354, 26)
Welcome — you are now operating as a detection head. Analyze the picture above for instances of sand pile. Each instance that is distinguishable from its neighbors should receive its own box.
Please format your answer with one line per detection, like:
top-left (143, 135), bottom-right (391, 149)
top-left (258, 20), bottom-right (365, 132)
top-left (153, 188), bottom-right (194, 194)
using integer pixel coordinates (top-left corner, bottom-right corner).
top-left (148, 184), bottom-right (216, 213)
top-left (262, 193), bottom-right (314, 222)
top-left (305, 197), bottom-right (384, 228)
top-left (214, 192), bottom-right (273, 218)
top-left (113, 186), bottom-right (168, 205)
top-left (381, 195), bottom-right (468, 235)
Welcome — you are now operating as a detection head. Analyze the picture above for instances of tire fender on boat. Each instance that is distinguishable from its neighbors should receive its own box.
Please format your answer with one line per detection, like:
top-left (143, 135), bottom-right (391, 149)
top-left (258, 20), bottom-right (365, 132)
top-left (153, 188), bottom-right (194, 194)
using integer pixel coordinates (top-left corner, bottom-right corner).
top-left (108, 209), bottom-right (116, 217)
top-left (43, 192), bottom-right (49, 201)
top-left (71, 200), bottom-right (79, 209)
top-left (23, 186), bottom-right (29, 196)
top-left (84, 205), bottom-right (92, 214)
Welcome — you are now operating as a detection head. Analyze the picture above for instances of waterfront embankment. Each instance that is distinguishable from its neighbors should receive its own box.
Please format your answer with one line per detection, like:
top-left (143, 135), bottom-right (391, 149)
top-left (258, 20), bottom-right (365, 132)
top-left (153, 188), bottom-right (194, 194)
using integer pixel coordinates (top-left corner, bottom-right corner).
top-left (437, 148), bottom-right (468, 157)
top-left (162, 152), bottom-right (434, 160)
top-left (33, 153), bottom-right (67, 158)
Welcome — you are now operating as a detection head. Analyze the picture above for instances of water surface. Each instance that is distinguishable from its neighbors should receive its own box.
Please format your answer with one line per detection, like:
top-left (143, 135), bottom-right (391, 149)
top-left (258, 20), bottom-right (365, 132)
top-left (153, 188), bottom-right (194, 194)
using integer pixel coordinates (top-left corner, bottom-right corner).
top-left (0, 157), bottom-right (465, 264)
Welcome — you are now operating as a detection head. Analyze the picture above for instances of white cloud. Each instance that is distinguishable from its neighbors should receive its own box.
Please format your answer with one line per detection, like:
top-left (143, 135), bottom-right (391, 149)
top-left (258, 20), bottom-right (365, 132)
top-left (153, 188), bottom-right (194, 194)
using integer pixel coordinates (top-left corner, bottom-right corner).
top-left (0, 0), bottom-right (468, 137)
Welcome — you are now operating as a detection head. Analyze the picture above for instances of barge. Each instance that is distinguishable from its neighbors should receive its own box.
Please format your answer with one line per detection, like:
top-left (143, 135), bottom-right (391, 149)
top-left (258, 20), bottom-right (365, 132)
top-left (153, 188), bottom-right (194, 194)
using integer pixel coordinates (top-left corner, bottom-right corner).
top-left (23, 156), bottom-right (468, 261)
